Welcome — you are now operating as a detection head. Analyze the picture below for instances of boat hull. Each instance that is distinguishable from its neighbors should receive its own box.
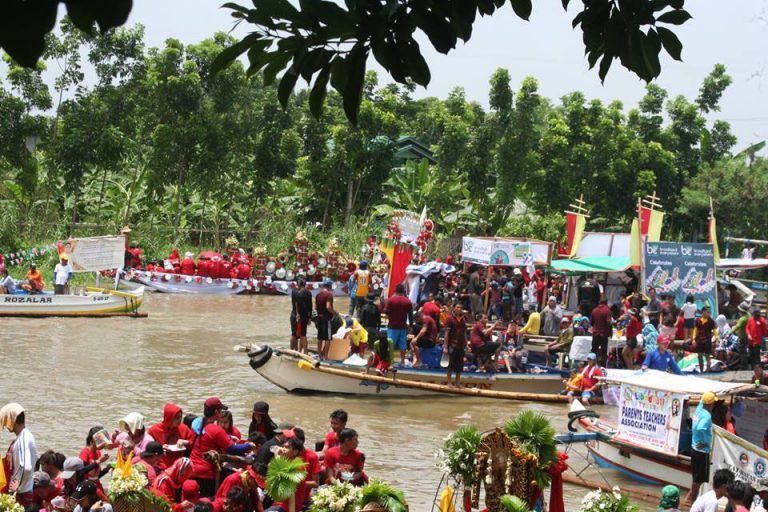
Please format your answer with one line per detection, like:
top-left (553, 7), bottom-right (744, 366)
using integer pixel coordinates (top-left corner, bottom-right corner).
top-left (269, 281), bottom-right (348, 297)
top-left (0, 287), bottom-right (144, 317)
top-left (248, 345), bottom-right (566, 396)
top-left (570, 401), bottom-right (691, 489)
top-left (123, 274), bottom-right (246, 295)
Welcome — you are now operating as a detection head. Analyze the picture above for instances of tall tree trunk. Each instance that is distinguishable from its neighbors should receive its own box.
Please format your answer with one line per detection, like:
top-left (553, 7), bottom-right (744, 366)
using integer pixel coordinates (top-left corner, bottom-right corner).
top-left (345, 180), bottom-right (354, 227)
top-left (173, 163), bottom-right (185, 235)
top-left (95, 168), bottom-right (109, 222)
top-left (69, 183), bottom-right (80, 236)
top-left (123, 159), bottom-right (142, 226)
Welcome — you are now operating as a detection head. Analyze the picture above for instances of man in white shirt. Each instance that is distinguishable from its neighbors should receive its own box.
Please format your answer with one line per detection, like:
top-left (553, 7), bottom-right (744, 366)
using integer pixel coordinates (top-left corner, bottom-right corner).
top-left (1, 403), bottom-right (38, 507)
top-left (53, 254), bottom-right (73, 295)
top-left (690, 468), bottom-right (733, 512)
top-left (0, 269), bottom-right (16, 294)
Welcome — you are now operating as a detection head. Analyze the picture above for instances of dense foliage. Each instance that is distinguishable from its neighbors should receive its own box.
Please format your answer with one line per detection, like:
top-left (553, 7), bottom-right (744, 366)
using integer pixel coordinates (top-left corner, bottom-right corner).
top-left (0, 20), bottom-right (763, 257)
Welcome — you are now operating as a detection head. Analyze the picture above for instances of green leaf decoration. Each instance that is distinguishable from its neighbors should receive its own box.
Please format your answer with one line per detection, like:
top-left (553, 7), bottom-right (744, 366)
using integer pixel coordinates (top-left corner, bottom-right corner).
top-left (266, 456), bottom-right (307, 502)
top-left (356, 479), bottom-right (407, 512)
top-left (504, 411), bottom-right (558, 489)
top-left (500, 495), bottom-right (533, 512)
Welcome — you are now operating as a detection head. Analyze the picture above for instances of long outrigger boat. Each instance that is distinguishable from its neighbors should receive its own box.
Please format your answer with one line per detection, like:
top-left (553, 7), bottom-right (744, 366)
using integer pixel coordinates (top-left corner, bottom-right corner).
top-left (237, 343), bottom-right (575, 398)
top-left (0, 286), bottom-right (145, 317)
top-left (566, 370), bottom-right (755, 490)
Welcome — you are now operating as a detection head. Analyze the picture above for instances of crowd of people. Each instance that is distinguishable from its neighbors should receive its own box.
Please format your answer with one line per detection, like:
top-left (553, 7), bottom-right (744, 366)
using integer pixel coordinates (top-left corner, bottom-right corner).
top-left (0, 401), bottom-right (365, 512)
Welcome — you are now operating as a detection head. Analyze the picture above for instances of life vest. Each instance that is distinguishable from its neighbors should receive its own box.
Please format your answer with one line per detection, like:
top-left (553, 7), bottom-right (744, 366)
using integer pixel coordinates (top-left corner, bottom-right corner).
top-left (355, 270), bottom-right (369, 297)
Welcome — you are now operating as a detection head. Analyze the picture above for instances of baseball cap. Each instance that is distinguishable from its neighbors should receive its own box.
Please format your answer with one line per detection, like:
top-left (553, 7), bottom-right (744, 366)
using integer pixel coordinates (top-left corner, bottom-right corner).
top-left (586, 353), bottom-right (597, 361)
top-left (142, 441), bottom-right (164, 458)
top-left (60, 457), bottom-right (84, 480)
top-left (738, 301), bottom-right (751, 313)
top-left (560, 317), bottom-right (570, 325)
top-left (273, 422), bottom-right (294, 434)
top-left (33, 471), bottom-right (54, 488)
top-left (657, 334), bottom-right (671, 345)
top-left (322, 278), bottom-right (333, 287)
top-left (72, 480), bottom-right (97, 501)
top-left (204, 397), bottom-right (227, 411)
top-left (702, 391), bottom-right (716, 405)
top-left (282, 428), bottom-right (297, 439)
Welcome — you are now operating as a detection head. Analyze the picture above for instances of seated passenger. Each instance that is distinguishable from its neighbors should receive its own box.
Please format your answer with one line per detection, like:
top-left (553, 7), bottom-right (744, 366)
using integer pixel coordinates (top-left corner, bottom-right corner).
top-left (0, 268), bottom-right (16, 294)
top-left (21, 263), bottom-right (44, 293)
top-left (545, 317), bottom-right (574, 367)
top-left (469, 313), bottom-right (501, 372)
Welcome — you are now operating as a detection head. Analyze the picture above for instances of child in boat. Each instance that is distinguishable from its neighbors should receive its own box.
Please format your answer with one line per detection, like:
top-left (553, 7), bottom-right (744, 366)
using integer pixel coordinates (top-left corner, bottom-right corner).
top-left (560, 365), bottom-right (584, 396)
top-left (498, 321), bottom-right (520, 373)
top-left (365, 331), bottom-right (394, 375)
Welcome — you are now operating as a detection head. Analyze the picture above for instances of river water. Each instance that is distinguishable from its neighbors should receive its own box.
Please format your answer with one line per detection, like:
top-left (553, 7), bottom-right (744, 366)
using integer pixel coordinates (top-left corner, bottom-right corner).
top-left (0, 293), bottom-right (656, 510)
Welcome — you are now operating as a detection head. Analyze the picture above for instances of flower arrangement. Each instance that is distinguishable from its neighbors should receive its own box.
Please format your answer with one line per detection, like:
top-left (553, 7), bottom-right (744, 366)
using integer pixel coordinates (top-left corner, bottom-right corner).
top-left (108, 451), bottom-right (170, 512)
top-left (579, 487), bottom-right (638, 512)
top-left (0, 493), bottom-right (24, 512)
top-left (309, 482), bottom-right (362, 512)
top-left (435, 425), bottom-right (482, 485)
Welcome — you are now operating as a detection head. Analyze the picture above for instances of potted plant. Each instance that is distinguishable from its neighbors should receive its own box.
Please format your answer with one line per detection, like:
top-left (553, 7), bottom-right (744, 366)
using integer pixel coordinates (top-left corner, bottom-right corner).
top-left (266, 456), bottom-right (307, 512)
top-left (356, 479), bottom-right (407, 512)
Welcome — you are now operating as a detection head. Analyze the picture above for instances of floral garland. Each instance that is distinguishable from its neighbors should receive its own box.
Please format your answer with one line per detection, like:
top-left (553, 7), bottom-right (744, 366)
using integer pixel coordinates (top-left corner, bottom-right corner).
top-left (580, 487), bottom-right (638, 512)
top-left (1, 242), bottom-right (59, 267)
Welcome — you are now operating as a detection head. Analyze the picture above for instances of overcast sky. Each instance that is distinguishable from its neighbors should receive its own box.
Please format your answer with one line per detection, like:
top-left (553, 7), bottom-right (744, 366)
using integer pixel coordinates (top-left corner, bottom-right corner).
top-left (104, 2), bottom-right (768, 149)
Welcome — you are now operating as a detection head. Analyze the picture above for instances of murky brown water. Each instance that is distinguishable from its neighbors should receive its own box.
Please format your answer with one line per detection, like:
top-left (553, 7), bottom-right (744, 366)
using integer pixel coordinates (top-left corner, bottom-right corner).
top-left (0, 293), bottom-right (656, 510)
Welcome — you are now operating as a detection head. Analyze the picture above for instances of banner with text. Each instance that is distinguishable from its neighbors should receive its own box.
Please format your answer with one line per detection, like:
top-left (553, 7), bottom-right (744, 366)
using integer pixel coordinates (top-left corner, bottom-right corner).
top-left (644, 241), bottom-right (717, 310)
top-left (462, 237), bottom-right (551, 266)
top-left (615, 384), bottom-right (686, 455)
top-left (712, 425), bottom-right (768, 486)
top-left (65, 236), bottom-right (125, 272)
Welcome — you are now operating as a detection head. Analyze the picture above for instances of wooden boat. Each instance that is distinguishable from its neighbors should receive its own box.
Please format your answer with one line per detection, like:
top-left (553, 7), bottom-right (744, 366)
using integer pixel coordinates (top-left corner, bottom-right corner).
top-left (238, 343), bottom-right (571, 397)
top-left (0, 286), bottom-right (145, 317)
top-left (121, 270), bottom-right (249, 295)
top-left (567, 370), bottom-right (751, 489)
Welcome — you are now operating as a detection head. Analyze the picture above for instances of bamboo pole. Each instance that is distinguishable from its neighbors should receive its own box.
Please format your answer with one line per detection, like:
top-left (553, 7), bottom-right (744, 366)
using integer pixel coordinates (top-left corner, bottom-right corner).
top-left (723, 236), bottom-right (768, 246)
top-left (303, 362), bottom-right (573, 402)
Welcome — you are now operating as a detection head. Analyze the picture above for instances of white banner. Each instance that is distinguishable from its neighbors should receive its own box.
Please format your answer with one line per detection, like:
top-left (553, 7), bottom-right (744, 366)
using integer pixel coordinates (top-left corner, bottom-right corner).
top-left (712, 425), bottom-right (768, 485)
top-left (615, 384), bottom-right (685, 455)
top-left (462, 237), bottom-right (552, 266)
top-left (391, 210), bottom-right (423, 244)
top-left (64, 236), bottom-right (126, 272)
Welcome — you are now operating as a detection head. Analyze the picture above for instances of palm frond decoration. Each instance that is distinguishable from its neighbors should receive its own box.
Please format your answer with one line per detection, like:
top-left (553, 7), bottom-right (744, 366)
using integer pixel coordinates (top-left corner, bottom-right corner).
top-left (500, 494), bottom-right (532, 512)
top-left (266, 456), bottom-right (307, 502)
top-left (357, 479), bottom-right (407, 512)
top-left (504, 411), bottom-right (558, 489)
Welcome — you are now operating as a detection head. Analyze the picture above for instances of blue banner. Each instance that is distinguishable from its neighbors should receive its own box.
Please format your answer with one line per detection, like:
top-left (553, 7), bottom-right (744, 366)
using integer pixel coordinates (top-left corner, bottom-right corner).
top-left (644, 242), bottom-right (717, 311)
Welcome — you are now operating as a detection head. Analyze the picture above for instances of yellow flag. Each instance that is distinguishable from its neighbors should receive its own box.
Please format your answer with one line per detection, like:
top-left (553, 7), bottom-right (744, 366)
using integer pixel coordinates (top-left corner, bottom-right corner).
top-left (630, 219), bottom-right (642, 267)
top-left (437, 485), bottom-right (455, 512)
top-left (647, 210), bottom-right (664, 242)
top-left (568, 214), bottom-right (587, 258)
top-left (0, 456), bottom-right (7, 492)
top-left (709, 216), bottom-right (720, 264)
top-left (122, 452), bottom-right (134, 477)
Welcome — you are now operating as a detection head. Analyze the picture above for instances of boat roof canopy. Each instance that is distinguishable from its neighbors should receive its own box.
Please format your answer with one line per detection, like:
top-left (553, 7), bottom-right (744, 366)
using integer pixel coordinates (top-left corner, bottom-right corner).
top-left (549, 255), bottom-right (632, 274)
top-left (718, 258), bottom-right (768, 269)
top-left (603, 369), bottom-right (750, 396)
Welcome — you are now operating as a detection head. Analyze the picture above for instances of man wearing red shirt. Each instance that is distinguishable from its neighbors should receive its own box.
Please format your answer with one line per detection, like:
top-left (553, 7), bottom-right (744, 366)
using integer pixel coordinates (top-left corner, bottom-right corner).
top-left (469, 313), bottom-right (501, 371)
top-left (197, 256), bottom-right (210, 278)
top-left (421, 295), bottom-right (441, 326)
top-left (321, 409), bottom-right (347, 457)
top-left (410, 311), bottom-right (438, 367)
top-left (323, 429), bottom-right (365, 486)
top-left (189, 398), bottom-right (254, 498)
top-left (620, 309), bottom-right (643, 369)
top-left (574, 353), bottom-right (603, 406)
top-left (747, 309), bottom-right (768, 368)
top-left (443, 304), bottom-right (467, 388)
top-left (590, 298), bottom-right (614, 366)
top-left (315, 280), bottom-right (336, 360)
top-left (180, 252), bottom-right (196, 276)
top-left (214, 466), bottom-right (262, 511)
top-left (384, 283), bottom-right (413, 365)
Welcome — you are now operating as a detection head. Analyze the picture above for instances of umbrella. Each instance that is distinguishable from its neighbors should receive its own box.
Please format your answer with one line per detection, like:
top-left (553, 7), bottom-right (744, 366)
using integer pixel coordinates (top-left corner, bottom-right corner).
top-left (199, 251), bottom-right (222, 259)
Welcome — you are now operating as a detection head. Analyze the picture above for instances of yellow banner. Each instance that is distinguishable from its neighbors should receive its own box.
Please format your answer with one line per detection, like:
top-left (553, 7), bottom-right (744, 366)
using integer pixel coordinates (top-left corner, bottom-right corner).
top-left (569, 214), bottom-right (587, 258)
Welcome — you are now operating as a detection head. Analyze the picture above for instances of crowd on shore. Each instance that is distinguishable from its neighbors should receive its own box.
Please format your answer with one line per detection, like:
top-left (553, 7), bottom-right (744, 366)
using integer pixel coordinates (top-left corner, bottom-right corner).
top-left (0, 400), bottom-right (364, 512)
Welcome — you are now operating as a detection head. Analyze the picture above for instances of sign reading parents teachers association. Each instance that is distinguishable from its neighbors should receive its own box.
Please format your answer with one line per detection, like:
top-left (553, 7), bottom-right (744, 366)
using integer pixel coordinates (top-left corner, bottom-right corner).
top-left (616, 384), bottom-right (685, 455)
top-left (644, 241), bottom-right (717, 310)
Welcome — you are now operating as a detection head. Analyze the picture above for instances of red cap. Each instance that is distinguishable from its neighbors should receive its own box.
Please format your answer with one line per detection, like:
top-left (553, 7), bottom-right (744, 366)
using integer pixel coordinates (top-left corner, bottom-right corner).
top-left (657, 334), bottom-right (671, 345)
top-left (282, 428), bottom-right (296, 439)
top-left (204, 397), bottom-right (227, 410)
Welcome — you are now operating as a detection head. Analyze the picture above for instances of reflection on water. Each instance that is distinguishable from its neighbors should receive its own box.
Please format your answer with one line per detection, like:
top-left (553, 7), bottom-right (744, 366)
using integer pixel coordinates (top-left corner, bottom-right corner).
top-left (0, 293), bottom-right (656, 510)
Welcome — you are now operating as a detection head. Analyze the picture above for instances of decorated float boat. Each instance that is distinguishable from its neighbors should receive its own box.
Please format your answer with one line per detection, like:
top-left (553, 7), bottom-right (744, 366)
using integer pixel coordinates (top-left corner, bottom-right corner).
top-left (565, 370), bottom-right (759, 490)
top-left (238, 343), bottom-right (571, 397)
top-left (121, 270), bottom-right (251, 295)
top-left (0, 287), bottom-right (145, 317)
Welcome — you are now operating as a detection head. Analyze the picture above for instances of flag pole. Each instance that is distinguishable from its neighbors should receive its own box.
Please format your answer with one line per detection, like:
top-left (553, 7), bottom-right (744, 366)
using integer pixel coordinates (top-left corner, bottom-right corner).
top-left (638, 197), bottom-right (645, 294)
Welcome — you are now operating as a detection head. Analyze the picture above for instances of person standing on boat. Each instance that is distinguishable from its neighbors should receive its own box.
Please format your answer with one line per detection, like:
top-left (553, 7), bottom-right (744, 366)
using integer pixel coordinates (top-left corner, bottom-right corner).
top-left (641, 334), bottom-right (682, 374)
top-left (733, 301), bottom-right (752, 370)
top-left (315, 279), bottom-right (336, 360)
top-left (590, 298), bottom-right (613, 366)
top-left (540, 296), bottom-right (564, 337)
top-left (577, 274), bottom-right (601, 318)
top-left (645, 287), bottom-right (661, 330)
top-left (686, 391), bottom-right (716, 506)
top-left (694, 306), bottom-right (716, 373)
top-left (746, 309), bottom-right (768, 369)
top-left (385, 283), bottom-right (413, 366)
top-left (350, 261), bottom-right (370, 318)
top-left (443, 303), bottom-right (468, 388)
top-left (53, 254), bottom-right (73, 295)
top-left (290, 279), bottom-right (313, 354)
